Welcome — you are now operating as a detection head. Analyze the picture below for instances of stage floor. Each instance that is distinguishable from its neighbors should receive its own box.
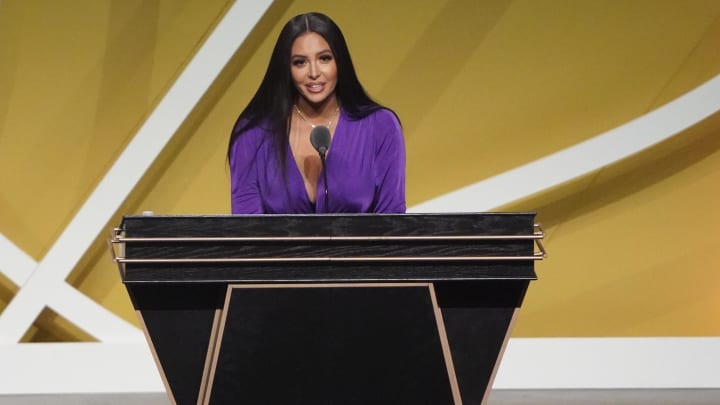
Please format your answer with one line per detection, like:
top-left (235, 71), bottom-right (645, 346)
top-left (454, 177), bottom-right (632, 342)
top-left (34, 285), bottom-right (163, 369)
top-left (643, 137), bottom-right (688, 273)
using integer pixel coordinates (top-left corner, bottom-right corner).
top-left (0, 390), bottom-right (719, 404)
top-left (489, 389), bottom-right (720, 404)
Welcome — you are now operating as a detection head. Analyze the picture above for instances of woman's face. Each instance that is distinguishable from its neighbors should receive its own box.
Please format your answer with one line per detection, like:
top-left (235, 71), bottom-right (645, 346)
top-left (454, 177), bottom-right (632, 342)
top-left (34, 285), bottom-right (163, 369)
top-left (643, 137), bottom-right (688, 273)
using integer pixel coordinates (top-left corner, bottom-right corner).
top-left (290, 32), bottom-right (338, 109)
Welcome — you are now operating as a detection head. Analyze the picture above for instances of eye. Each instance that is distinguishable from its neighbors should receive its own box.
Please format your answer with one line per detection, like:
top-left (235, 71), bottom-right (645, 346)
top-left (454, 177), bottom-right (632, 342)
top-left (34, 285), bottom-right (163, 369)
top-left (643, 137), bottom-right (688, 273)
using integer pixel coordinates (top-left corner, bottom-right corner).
top-left (292, 58), bottom-right (306, 67)
top-left (319, 54), bottom-right (333, 62)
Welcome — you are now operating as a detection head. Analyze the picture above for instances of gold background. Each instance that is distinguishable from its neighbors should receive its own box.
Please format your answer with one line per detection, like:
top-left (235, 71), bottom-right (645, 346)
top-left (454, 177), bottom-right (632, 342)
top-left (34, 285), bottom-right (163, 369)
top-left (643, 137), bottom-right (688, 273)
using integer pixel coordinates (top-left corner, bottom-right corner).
top-left (0, 0), bottom-right (718, 340)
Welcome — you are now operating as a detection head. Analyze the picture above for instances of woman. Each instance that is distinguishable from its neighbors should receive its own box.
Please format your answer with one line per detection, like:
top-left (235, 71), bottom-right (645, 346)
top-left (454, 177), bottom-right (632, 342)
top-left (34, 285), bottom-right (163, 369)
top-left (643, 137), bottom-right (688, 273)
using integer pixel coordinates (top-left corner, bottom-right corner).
top-left (228, 12), bottom-right (405, 214)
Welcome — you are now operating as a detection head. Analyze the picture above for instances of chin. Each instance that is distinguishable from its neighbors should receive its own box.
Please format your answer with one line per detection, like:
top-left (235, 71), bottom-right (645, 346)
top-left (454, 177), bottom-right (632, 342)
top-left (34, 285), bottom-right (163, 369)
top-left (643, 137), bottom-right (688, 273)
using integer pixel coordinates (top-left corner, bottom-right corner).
top-left (303, 94), bottom-right (331, 106)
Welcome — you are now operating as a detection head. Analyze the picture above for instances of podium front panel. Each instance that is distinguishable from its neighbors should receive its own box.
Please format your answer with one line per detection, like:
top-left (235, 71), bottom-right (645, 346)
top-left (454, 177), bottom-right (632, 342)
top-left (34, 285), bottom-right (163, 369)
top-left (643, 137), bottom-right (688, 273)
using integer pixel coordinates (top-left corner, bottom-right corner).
top-left (206, 284), bottom-right (456, 405)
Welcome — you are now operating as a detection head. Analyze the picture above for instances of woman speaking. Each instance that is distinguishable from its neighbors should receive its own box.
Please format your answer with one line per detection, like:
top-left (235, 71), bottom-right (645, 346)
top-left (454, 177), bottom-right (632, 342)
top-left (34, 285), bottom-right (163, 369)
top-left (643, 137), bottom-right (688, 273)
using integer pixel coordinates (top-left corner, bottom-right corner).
top-left (228, 12), bottom-right (405, 214)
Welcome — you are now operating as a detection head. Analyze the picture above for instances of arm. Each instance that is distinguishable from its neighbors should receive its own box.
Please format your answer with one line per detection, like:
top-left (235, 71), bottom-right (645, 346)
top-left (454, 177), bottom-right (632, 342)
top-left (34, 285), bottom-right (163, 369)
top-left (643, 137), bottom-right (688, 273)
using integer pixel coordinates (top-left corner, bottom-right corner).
top-left (229, 128), bottom-right (265, 214)
top-left (372, 110), bottom-right (406, 213)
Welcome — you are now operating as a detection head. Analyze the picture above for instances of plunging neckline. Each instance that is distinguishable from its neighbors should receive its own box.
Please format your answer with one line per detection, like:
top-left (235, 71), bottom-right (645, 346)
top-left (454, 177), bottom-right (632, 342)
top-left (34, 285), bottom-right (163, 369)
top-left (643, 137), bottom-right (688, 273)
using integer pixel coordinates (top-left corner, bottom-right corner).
top-left (288, 110), bottom-right (343, 209)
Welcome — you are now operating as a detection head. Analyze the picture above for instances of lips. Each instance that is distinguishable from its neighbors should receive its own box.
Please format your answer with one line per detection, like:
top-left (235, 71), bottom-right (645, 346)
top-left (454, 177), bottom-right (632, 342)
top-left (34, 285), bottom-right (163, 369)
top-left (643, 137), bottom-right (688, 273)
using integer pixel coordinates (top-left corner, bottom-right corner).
top-left (306, 83), bottom-right (325, 93)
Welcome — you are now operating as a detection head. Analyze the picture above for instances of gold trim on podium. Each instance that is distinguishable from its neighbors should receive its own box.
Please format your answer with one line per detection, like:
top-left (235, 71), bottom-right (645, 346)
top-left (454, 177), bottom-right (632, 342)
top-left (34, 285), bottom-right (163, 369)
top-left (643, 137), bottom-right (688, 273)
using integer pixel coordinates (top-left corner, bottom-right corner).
top-left (136, 311), bottom-right (178, 405)
top-left (108, 225), bottom-right (547, 269)
top-left (196, 309), bottom-right (222, 405)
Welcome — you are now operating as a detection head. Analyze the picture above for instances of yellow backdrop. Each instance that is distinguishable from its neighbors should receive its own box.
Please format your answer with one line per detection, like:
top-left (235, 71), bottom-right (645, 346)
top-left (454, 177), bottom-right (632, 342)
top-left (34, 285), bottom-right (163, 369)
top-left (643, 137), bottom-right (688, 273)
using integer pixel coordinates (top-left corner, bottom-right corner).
top-left (0, 0), bottom-right (719, 341)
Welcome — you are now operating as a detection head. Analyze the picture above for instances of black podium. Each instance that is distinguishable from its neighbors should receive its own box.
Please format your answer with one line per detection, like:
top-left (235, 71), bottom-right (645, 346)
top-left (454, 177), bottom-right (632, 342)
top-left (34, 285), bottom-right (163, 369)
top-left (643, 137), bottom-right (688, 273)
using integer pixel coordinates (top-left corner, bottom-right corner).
top-left (112, 213), bottom-right (543, 405)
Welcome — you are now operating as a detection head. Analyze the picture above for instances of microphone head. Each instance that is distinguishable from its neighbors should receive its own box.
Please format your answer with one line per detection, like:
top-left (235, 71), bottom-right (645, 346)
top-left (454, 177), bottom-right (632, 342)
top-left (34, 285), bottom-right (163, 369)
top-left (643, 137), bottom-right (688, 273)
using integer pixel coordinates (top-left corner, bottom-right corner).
top-left (309, 125), bottom-right (331, 155)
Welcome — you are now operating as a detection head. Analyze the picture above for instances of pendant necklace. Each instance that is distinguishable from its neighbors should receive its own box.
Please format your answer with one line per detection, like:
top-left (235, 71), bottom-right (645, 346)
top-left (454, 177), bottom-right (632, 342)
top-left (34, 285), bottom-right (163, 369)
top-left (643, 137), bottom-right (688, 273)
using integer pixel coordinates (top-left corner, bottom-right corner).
top-left (294, 104), bottom-right (339, 129)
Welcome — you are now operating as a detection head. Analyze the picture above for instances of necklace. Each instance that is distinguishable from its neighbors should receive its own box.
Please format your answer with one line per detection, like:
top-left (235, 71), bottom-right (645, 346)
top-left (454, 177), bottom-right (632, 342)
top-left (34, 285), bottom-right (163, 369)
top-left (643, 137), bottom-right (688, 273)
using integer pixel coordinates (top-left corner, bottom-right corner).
top-left (294, 104), bottom-right (339, 129)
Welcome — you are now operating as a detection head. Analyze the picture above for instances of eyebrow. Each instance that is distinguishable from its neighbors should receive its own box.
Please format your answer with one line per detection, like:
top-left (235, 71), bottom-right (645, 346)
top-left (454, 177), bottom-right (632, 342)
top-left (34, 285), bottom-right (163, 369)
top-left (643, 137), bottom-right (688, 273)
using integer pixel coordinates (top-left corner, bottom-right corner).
top-left (290, 49), bottom-right (333, 59)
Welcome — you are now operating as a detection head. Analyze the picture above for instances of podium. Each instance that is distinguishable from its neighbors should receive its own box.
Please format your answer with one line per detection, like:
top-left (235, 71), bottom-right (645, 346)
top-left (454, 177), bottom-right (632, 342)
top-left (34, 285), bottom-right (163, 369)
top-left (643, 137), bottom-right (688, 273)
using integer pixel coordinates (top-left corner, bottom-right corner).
top-left (112, 213), bottom-right (543, 405)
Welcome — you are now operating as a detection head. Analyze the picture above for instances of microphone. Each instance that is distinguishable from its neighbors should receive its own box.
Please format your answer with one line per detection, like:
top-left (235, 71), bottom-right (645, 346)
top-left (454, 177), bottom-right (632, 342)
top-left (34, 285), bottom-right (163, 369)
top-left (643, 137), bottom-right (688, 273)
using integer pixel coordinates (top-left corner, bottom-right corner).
top-left (310, 125), bottom-right (331, 158)
top-left (309, 125), bottom-right (331, 212)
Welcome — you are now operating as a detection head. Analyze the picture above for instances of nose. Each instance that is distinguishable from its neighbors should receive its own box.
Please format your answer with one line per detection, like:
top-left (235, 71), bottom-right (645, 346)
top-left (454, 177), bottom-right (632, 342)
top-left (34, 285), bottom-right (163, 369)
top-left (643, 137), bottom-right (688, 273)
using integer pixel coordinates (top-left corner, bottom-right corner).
top-left (308, 61), bottom-right (320, 79)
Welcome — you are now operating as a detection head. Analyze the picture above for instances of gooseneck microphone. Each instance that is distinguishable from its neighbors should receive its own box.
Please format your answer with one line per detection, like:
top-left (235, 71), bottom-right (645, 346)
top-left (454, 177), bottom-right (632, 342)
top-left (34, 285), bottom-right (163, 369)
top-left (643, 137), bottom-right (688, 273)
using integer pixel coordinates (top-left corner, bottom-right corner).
top-left (309, 125), bottom-right (331, 212)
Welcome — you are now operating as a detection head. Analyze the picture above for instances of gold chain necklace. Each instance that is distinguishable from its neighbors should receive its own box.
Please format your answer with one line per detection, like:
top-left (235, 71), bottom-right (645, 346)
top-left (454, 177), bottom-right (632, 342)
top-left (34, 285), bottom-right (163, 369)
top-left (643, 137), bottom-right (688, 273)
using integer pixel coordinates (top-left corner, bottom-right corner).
top-left (294, 104), bottom-right (339, 129)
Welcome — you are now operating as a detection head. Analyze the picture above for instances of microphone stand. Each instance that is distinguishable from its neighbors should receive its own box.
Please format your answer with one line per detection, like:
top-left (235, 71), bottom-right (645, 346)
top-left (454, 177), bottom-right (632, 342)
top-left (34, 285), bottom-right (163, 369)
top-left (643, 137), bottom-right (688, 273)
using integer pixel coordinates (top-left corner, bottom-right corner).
top-left (309, 126), bottom-right (331, 213)
top-left (319, 148), bottom-right (329, 213)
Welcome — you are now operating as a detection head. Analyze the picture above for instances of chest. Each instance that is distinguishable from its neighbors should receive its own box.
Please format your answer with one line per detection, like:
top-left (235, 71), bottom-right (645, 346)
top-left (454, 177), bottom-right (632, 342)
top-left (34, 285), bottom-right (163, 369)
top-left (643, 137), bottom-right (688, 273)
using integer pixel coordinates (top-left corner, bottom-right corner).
top-left (257, 118), bottom-right (380, 213)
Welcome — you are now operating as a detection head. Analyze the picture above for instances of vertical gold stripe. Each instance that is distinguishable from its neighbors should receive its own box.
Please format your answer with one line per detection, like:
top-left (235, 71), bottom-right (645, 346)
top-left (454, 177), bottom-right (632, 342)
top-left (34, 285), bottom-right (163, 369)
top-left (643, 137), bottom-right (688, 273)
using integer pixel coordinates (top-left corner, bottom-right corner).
top-left (428, 284), bottom-right (463, 404)
top-left (201, 285), bottom-right (236, 405)
top-left (197, 308), bottom-right (222, 405)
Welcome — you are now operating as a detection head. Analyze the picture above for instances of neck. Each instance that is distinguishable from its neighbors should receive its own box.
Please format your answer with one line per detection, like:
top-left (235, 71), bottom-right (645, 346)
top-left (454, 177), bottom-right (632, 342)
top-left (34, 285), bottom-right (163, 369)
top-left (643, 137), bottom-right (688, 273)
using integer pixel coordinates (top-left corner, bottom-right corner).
top-left (296, 97), bottom-right (339, 119)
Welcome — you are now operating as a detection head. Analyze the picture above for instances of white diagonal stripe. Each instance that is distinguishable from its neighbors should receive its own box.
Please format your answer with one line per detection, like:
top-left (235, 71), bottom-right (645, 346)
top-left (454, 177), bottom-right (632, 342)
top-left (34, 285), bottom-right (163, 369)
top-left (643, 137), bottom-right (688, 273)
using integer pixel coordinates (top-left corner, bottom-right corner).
top-left (0, 232), bottom-right (141, 341)
top-left (0, 0), bottom-right (274, 343)
top-left (47, 283), bottom-right (142, 342)
top-left (0, 233), bottom-right (36, 286)
top-left (409, 74), bottom-right (720, 213)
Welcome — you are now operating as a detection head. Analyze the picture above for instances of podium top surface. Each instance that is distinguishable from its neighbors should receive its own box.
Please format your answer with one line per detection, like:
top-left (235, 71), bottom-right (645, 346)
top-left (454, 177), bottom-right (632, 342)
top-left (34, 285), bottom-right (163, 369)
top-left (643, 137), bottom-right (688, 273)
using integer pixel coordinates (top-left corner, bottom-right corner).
top-left (120, 212), bottom-right (535, 236)
top-left (115, 213), bottom-right (541, 283)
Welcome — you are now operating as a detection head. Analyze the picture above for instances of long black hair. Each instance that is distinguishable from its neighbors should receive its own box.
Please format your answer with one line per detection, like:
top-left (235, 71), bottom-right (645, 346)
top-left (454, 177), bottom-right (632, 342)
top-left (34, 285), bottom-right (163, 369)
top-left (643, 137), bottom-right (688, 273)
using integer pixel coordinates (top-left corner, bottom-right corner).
top-left (227, 12), bottom-right (386, 171)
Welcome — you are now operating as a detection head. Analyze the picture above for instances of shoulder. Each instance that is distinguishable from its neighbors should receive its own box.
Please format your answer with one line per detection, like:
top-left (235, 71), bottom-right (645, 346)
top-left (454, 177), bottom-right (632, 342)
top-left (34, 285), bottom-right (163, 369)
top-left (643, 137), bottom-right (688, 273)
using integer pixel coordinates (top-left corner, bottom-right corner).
top-left (348, 108), bottom-right (401, 133)
top-left (370, 109), bottom-right (402, 141)
top-left (358, 109), bottom-right (404, 154)
top-left (367, 108), bottom-right (399, 124)
top-left (233, 120), bottom-right (272, 146)
top-left (229, 123), bottom-right (272, 162)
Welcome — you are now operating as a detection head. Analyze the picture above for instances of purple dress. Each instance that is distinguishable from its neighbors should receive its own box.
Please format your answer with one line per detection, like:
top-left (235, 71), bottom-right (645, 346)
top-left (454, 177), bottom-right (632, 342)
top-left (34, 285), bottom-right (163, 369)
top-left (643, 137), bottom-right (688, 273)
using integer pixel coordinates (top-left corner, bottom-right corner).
top-left (229, 108), bottom-right (405, 214)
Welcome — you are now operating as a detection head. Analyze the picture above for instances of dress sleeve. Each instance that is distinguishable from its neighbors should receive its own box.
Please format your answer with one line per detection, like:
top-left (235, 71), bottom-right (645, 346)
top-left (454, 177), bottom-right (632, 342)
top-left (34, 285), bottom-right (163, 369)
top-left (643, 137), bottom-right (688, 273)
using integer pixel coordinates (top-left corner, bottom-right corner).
top-left (229, 128), bottom-right (265, 214)
top-left (372, 110), bottom-right (406, 213)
